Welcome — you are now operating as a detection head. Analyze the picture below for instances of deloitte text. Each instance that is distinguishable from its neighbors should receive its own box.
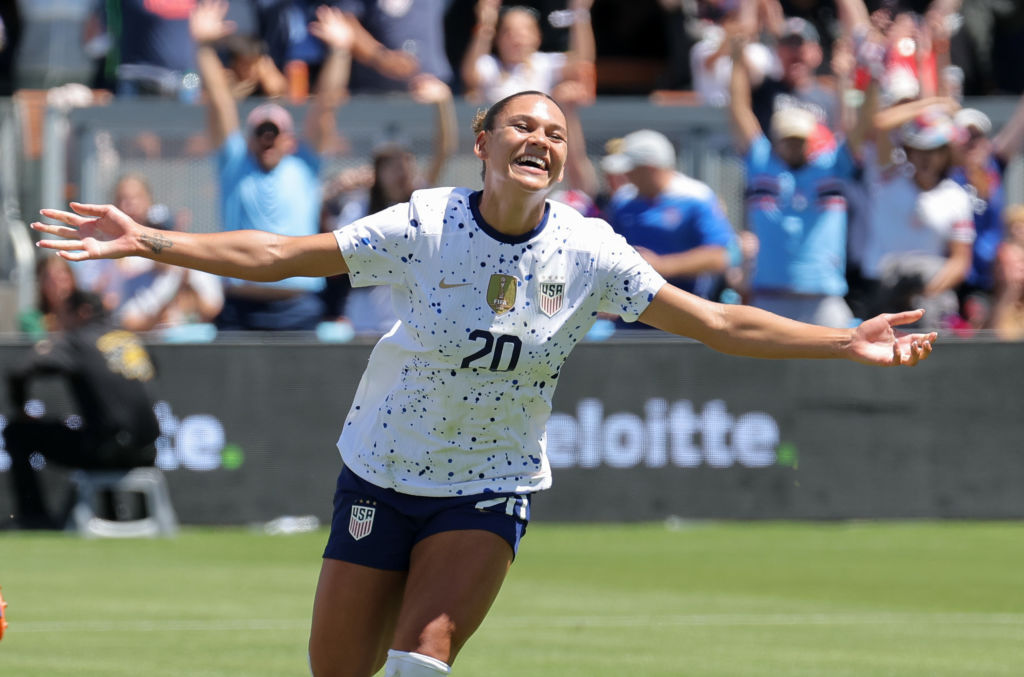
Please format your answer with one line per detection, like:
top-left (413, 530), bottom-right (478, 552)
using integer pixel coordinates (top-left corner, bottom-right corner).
top-left (546, 398), bottom-right (781, 469)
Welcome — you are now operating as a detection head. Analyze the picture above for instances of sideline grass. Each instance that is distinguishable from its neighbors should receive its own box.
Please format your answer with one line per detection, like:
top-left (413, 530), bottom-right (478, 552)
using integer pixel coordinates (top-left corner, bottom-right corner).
top-left (1, 522), bottom-right (1022, 676)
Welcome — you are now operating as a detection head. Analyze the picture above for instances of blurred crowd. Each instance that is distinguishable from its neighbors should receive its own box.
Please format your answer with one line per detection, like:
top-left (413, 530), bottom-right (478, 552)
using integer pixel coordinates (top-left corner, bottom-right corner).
top-left (3, 0), bottom-right (1024, 340)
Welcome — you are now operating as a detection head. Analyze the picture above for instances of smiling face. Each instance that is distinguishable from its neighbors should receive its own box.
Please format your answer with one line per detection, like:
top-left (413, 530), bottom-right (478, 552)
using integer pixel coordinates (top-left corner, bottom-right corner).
top-left (474, 94), bottom-right (568, 196)
top-left (247, 122), bottom-right (296, 171)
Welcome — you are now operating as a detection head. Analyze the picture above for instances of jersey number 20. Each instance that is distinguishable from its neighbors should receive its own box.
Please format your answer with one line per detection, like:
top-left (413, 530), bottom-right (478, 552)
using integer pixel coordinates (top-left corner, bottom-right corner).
top-left (460, 330), bottom-right (522, 371)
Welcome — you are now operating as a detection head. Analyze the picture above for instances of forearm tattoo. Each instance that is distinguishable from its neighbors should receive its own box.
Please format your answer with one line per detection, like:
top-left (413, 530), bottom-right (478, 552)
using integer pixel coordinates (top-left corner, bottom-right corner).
top-left (140, 233), bottom-right (173, 254)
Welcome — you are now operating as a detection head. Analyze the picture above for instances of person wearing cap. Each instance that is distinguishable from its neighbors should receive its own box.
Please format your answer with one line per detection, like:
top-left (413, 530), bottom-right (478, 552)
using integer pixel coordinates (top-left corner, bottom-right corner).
top-left (749, 15), bottom-right (840, 136)
top-left (190, 1), bottom-right (354, 330)
top-left (729, 31), bottom-right (870, 328)
top-left (688, 0), bottom-right (779, 108)
top-left (605, 129), bottom-right (735, 306)
top-left (860, 99), bottom-right (975, 329)
top-left (949, 99), bottom-right (1024, 314)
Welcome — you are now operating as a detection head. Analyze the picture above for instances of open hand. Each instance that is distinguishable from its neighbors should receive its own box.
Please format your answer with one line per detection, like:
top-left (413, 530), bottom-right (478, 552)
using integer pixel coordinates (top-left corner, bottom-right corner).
top-left (408, 73), bottom-right (452, 104)
top-left (848, 309), bottom-right (937, 367)
top-left (32, 203), bottom-right (149, 262)
top-left (309, 6), bottom-right (355, 53)
top-left (190, 0), bottom-right (236, 45)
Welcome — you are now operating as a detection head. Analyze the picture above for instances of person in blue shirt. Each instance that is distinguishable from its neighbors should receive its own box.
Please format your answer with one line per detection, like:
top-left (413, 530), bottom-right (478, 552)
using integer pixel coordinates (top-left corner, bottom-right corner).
top-left (191, 1), bottom-right (354, 330)
top-left (606, 129), bottom-right (735, 302)
top-left (728, 29), bottom-right (872, 328)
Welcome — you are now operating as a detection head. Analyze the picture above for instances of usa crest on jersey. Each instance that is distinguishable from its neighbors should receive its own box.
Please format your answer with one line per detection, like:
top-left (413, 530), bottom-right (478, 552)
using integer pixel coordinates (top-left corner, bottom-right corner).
top-left (538, 280), bottom-right (565, 317)
top-left (348, 504), bottom-right (376, 540)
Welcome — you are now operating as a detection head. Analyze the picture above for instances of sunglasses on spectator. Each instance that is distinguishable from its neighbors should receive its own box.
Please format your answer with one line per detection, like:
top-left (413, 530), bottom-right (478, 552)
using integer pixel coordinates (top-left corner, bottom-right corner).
top-left (253, 122), bottom-right (280, 139)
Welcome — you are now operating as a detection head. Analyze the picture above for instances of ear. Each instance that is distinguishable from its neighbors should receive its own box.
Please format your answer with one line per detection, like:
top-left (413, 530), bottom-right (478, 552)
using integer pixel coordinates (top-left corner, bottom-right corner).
top-left (473, 130), bottom-right (488, 161)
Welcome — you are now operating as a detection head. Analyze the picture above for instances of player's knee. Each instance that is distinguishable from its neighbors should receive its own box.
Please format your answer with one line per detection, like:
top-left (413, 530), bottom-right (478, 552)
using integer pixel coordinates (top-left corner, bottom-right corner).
top-left (383, 650), bottom-right (451, 676)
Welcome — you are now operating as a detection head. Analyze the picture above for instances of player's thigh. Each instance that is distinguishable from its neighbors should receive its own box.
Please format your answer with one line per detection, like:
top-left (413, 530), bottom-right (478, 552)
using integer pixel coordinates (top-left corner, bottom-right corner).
top-left (391, 529), bottom-right (514, 663)
top-left (309, 558), bottom-right (406, 677)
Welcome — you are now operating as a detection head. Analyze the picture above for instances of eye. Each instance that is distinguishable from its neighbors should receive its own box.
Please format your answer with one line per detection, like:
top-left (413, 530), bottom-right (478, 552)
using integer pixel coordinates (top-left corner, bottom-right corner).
top-left (514, 122), bottom-right (530, 132)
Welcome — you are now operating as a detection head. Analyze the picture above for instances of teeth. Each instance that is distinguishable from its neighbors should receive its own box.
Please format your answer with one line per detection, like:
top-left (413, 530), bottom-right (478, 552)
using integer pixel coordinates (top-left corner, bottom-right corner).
top-left (516, 155), bottom-right (547, 170)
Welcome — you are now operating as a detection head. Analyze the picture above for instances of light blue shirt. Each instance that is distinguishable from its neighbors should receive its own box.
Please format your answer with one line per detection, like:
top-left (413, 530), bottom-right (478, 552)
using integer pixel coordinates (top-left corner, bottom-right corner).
top-left (745, 135), bottom-right (854, 296)
top-left (217, 131), bottom-right (324, 293)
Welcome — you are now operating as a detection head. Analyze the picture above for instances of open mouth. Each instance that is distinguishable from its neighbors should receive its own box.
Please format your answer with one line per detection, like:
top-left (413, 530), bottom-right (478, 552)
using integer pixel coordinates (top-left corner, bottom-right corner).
top-left (513, 153), bottom-right (549, 173)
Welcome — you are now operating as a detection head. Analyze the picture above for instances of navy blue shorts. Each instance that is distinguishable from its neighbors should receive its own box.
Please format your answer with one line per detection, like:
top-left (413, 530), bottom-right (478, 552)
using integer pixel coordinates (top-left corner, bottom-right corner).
top-left (323, 467), bottom-right (531, 571)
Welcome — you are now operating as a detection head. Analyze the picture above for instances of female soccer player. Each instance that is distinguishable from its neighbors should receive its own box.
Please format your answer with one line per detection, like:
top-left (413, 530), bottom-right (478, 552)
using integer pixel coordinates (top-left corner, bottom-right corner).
top-left (33, 91), bottom-right (935, 677)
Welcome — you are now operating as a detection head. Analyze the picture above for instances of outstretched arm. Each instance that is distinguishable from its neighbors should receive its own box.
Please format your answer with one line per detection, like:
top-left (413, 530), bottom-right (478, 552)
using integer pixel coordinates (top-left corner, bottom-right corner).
top-left (33, 203), bottom-right (349, 281)
top-left (639, 284), bottom-right (935, 367)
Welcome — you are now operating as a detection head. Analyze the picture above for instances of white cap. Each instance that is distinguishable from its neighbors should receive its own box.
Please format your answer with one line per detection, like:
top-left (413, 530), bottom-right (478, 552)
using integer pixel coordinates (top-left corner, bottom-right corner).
top-left (770, 107), bottom-right (817, 140)
top-left (954, 108), bottom-right (992, 136)
top-left (883, 67), bottom-right (921, 105)
top-left (602, 129), bottom-right (676, 171)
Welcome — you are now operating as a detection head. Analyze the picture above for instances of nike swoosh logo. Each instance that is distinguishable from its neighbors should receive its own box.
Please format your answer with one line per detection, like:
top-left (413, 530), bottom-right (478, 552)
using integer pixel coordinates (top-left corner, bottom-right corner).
top-left (439, 277), bottom-right (472, 289)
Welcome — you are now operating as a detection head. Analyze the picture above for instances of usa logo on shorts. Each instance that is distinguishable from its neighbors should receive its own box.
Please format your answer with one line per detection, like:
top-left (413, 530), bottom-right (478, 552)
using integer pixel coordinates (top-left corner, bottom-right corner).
top-left (348, 505), bottom-right (376, 540)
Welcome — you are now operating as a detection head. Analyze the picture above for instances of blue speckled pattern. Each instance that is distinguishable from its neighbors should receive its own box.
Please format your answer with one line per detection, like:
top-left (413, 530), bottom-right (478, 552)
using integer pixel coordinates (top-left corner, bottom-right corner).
top-left (332, 187), bottom-right (666, 497)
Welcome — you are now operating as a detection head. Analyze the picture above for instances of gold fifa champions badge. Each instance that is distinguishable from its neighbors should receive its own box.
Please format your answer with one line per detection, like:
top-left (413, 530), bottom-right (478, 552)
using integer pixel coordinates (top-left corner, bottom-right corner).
top-left (487, 274), bottom-right (519, 314)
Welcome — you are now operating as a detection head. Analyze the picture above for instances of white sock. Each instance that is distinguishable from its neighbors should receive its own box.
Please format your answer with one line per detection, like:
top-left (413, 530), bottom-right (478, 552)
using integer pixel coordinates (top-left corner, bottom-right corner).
top-left (383, 649), bottom-right (451, 676)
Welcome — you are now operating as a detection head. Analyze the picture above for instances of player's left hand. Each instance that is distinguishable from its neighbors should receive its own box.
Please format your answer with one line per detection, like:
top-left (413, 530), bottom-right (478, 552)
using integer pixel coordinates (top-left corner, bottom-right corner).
top-left (848, 309), bottom-right (937, 367)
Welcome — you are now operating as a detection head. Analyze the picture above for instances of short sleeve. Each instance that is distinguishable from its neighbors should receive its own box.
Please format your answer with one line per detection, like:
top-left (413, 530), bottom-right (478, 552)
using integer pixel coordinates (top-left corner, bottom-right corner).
top-left (333, 203), bottom-right (413, 288)
top-left (594, 228), bottom-right (667, 322)
top-left (474, 54), bottom-right (501, 88)
top-left (216, 131), bottom-right (248, 181)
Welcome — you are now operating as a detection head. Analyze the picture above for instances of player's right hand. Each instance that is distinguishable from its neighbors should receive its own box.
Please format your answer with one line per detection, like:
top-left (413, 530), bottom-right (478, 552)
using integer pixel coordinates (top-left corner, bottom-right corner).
top-left (33, 203), bottom-right (142, 261)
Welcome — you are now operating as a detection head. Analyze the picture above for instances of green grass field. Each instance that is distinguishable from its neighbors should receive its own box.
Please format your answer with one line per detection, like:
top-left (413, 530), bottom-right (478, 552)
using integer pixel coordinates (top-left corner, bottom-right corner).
top-left (2, 522), bottom-right (1022, 676)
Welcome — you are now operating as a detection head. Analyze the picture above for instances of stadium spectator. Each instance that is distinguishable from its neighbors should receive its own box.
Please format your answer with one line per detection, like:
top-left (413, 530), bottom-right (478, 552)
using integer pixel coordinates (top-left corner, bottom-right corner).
top-left (605, 129), bottom-right (735, 302)
top-left (336, 0), bottom-right (454, 93)
top-left (948, 97), bottom-right (1024, 321)
top-left (18, 256), bottom-right (77, 340)
top-left (191, 0), bottom-right (353, 330)
top-left (989, 204), bottom-right (1024, 340)
top-left (35, 89), bottom-right (937, 675)
top-left (220, 33), bottom-right (289, 100)
top-left (862, 101), bottom-right (974, 330)
top-left (461, 0), bottom-right (595, 104)
top-left (324, 73), bottom-right (457, 334)
top-left (728, 26), bottom-right (871, 328)
top-left (749, 10), bottom-right (841, 134)
top-left (11, 0), bottom-right (94, 90)
top-left (4, 290), bottom-right (160, 530)
top-left (108, 175), bottom-right (224, 336)
top-left (689, 0), bottom-right (779, 107)
top-left (98, 0), bottom-right (200, 99)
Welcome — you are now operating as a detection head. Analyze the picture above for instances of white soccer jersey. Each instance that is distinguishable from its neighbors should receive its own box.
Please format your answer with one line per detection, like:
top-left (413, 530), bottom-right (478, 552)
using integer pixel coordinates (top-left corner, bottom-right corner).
top-left (333, 187), bottom-right (666, 497)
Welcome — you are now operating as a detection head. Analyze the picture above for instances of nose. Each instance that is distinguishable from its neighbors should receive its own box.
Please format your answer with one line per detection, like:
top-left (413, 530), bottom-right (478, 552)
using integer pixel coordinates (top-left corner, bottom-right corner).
top-left (525, 128), bottom-right (549, 149)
